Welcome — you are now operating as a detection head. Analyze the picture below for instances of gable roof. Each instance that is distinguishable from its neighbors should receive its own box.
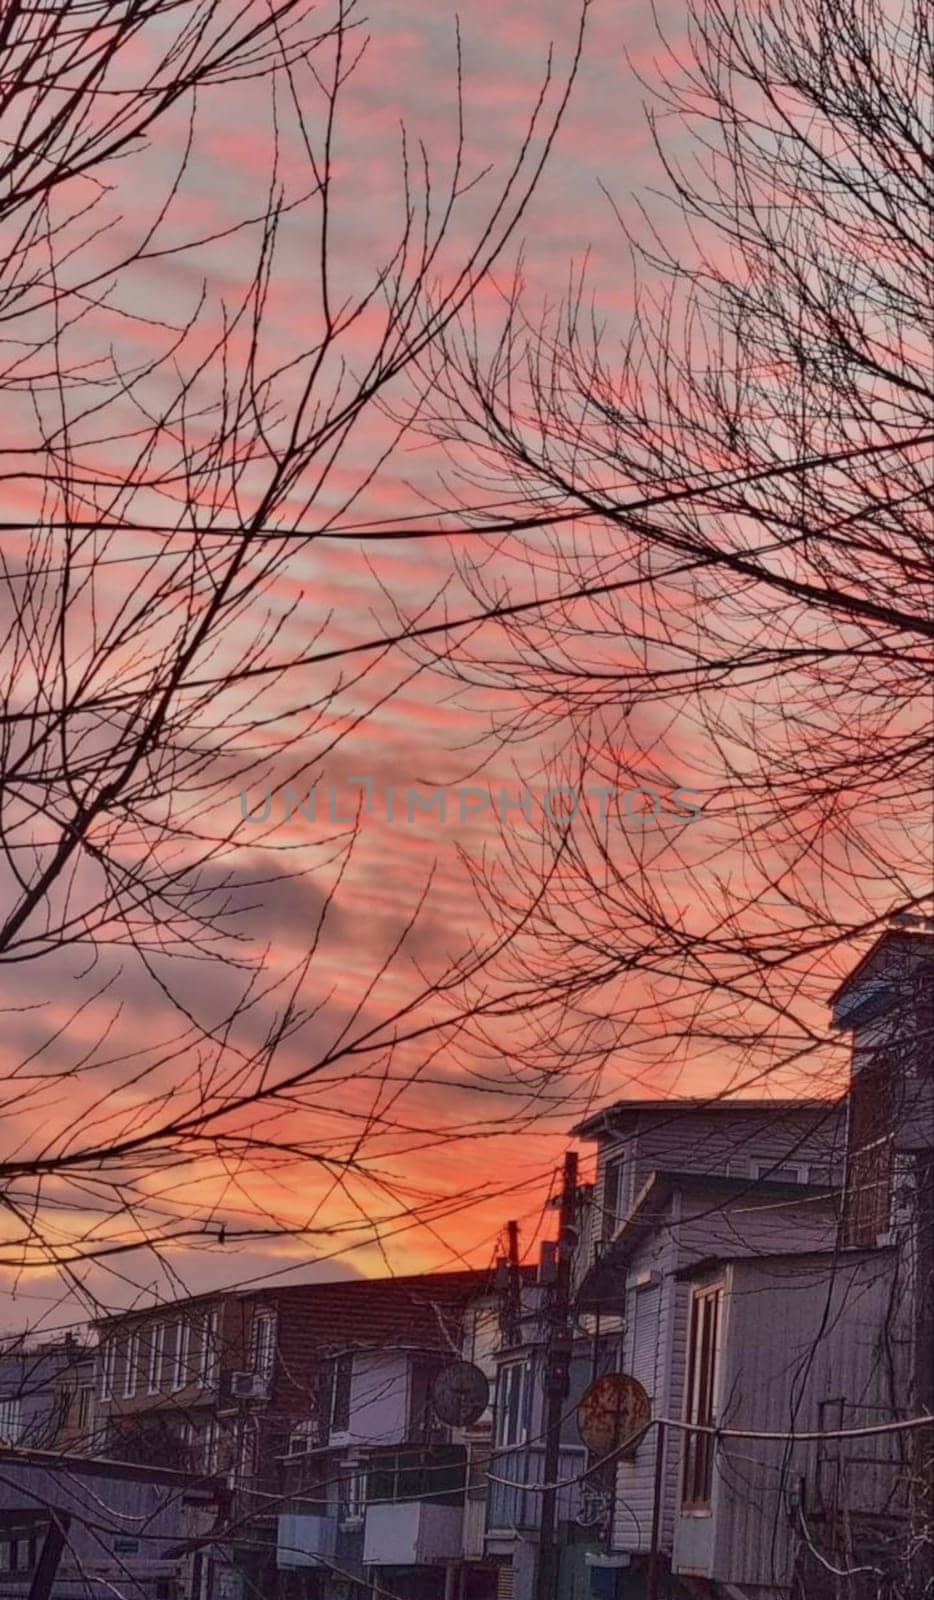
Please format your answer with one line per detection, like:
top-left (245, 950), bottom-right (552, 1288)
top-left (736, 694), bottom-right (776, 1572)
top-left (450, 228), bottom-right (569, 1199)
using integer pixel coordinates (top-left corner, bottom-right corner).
top-left (577, 1168), bottom-right (837, 1307)
top-left (264, 1268), bottom-right (505, 1352)
top-left (571, 1097), bottom-right (834, 1140)
top-left (675, 1243), bottom-right (894, 1279)
top-left (93, 1267), bottom-right (517, 1348)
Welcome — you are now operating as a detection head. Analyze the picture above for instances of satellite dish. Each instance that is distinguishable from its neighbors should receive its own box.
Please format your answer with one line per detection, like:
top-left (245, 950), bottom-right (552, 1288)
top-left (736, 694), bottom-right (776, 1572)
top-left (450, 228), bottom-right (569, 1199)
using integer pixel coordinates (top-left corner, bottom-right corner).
top-left (577, 1373), bottom-right (651, 1460)
top-left (430, 1360), bottom-right (490, 1427)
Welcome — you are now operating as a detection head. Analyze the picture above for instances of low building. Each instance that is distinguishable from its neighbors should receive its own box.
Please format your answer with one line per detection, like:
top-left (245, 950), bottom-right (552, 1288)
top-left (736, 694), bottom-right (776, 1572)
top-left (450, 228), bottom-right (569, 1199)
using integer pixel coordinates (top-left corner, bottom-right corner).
top-left (276, 1271), bottom-right (515, 1599)
top-left (0, 1337), bottom-right (91, 1454)
top-left (0, 1444), bottom-right (223, 1598)
top-left (576, 1170), bottom-right (841, 1597)
top-left (672, 1246), bottom-right (908, 1600)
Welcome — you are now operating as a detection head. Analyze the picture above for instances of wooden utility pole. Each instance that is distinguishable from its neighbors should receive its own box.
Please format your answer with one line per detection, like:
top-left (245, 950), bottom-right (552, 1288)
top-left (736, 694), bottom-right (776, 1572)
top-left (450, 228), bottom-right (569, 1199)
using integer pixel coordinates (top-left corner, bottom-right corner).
top-left (503, 1219), bottom-right (522, 1348)
top-left (534, 1151), bottom-right (579, 1600)
top-left (28, 1512), bottom-right (70, 1600)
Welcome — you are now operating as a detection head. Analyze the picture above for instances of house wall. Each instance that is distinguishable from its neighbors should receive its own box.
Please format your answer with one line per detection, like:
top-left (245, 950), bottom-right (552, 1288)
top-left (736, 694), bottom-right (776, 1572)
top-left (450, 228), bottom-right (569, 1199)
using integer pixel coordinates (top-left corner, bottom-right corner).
top-left (672, 1249), bottom-right (908, 1593)
top-left (342, 1350), bottom-right (410, 1447)
top-left (0, 1343), bottom-right (85, 1451)
top-left (610, 1223), bottom-right (679, 1555)
top-left (0, 1455), bottom-right (216, 1598)
top-left (594, 1109), bottom-right (846, 1251)
top-left (609, 1187), bottom-right (840, 1562)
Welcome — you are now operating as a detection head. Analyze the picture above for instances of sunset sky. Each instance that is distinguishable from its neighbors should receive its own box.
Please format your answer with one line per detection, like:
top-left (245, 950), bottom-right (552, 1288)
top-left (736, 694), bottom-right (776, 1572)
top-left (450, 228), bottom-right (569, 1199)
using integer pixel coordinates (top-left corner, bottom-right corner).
top-left (1, 0), bottom-right (883, 1337)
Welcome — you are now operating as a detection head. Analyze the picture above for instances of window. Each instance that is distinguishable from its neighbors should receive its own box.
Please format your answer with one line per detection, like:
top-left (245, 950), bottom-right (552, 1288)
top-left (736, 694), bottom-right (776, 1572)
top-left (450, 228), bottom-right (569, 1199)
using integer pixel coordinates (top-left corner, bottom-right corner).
top-left (682, 1284), bottom-right (723, 1510)
top-left (148, 1322), bottom-right (166, 1393)
top-left (339, 1462), bottom-right (366, 1522)
top-left (123, 1330), bottom-right (139, 1398)
top-left (495, 1362), bottom-right (528, 1449)
top-left (0, 1532), bottom-right (36, 1573)
top-left (329, 1352), bottom-right (353, 1435)
top-left (0, 1397), bottom-right (24, 1444)
top-left (602, 1152), bottom-right (628, 1238)
top-left (75, 1385), bottom-right (92, 1434)
top-left (171, 1321), bottom-right (191, 1390)
top-left (366, 1447), bottom-right (466, 1507)
top-left (99, 1340), bottom-right (117, 1401)
top-left (200, 1307), bottom-right (220, 1388)
top-left (202, 1417), bottom-right (220, 1473)
top-left (237, 1419), bottom-right (257, 1483)
top-left (288, 1418), bottom-right (316, 1455)
top-left (250, 1310), bottom-right (277, 1382)
top-left (750, 1159), bottom-right (807, 1183)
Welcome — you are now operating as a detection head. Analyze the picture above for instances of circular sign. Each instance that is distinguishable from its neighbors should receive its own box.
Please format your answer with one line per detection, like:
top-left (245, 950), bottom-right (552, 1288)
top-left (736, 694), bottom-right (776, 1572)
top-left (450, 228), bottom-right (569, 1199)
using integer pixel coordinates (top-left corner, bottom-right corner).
top-left (430, 1360), bottom-right (490, 1427)
top-left (577, 1373), bottom-right (651, 1459)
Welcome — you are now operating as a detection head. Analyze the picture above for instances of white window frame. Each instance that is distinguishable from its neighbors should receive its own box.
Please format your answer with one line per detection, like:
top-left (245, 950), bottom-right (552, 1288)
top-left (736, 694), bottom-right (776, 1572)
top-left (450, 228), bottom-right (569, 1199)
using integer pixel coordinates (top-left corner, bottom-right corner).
top-left (123, 1330), bottom-right (139, 1398)
top-left (200, 1307), bottom-right (220, 1388)
top-left (494, 1360), bottom-right (529, 1449)
top-left (602, 1150), bottom-right (629, 1238)
top-left (147, 1322), bottom-right (166, 1394)
top-left (0, 1397), bottom-right (24, 1444)
top-left (328, 1351), bottom-right (354, 1437)
top-left (750, 1158), bottom-right (808, 1183)
top-left (171, 1320), bottom-right (191, 1391)
top-left (288, 1419), bottom-right (317, 1456)
top-left (203, 1416), bottom-right (220, 1474)
top-left (75, 1384), bottom-right (92, 1433)
top-left (99, 1339), bottom-right (117, 1401)
top-left (682, 1282), bottom-right (724, 1512)
top-left (250, 1309), bottom-right (277, 1381)
top-left (237, 1418), bottom-right (257, 1483)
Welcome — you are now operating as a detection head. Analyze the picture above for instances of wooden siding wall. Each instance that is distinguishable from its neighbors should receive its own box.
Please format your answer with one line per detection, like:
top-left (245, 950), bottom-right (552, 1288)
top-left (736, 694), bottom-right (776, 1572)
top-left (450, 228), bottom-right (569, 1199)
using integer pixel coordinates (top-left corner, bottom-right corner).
top-left (705, 1252), bottom-right (908, 1593)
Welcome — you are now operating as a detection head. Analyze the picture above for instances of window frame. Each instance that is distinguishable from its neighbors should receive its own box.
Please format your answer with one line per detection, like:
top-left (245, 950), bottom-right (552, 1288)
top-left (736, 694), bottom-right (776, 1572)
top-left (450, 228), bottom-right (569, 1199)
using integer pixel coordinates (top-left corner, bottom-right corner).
top-left (147, 1322), bottom-right (166, 1394)
top-left (601, 1150), bottom-right (629, 1239)
top-left (122, 1329), bottom-right (139, 1399)
top-left (329, 1351), bottom-right (353, 1436)
top-left (0, 1396), bottom-right (24, 1444)
top-left (681, 1282), bottom-right (724, 1512)
top-left (99, 1339), bottom-right (117, 1402)
top-left (749, 1158), bottom-right (808, 1184)
top-left (250, 1309), bottom-right (277, 1383)
top-left (494, 1360), bottom-right (529, 1450)
top-left (200, 1307), bottom-right (220, 1388)
top-left (171, 1320), bottom-right (191, 1391)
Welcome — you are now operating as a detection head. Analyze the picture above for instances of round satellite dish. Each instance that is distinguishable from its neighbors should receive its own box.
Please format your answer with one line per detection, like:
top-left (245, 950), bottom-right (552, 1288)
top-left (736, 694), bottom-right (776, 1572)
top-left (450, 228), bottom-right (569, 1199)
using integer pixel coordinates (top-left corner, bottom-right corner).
top-left (430, 1360), bottom-right (490, 1427)
top-left (577, 1373), bottom-right (651, 1459)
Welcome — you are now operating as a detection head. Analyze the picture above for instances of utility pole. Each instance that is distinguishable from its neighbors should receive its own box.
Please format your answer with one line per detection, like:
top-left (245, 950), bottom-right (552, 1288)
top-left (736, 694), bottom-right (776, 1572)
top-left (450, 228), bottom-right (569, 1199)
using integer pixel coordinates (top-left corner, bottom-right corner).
top-left (28, 1512), bottom-right (70, 1600)
top-left (534, 1151), bottom-right (579, 1600)
top-left (503, 1219), bottom-right (522, 1348)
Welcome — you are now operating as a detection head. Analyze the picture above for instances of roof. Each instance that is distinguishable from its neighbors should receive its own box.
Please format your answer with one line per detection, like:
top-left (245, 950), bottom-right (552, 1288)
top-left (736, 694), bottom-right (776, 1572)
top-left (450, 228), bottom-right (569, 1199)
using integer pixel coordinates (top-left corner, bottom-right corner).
top-left (829, 929), bottom-right (934, 1009)
top-left (0, 1443), bottom-right (224, 1491)
top-left (265, 1268), bottom-right (502, 1352)
top-left (94, 1266), bottom-right (504, 1342)
top-left (571, 1096), bottom-right (834, 1139)
top-left (577, 1168), bottom-right (837, 1306)
top-left (675, 1243), bottom-right (895, 1280)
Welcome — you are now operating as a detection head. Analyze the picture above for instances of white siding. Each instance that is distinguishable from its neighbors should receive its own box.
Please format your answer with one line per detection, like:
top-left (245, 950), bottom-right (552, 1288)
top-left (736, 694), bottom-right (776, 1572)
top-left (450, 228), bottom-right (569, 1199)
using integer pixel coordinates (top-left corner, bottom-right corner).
top-left (671, 1251), bottom-right (908, 1591)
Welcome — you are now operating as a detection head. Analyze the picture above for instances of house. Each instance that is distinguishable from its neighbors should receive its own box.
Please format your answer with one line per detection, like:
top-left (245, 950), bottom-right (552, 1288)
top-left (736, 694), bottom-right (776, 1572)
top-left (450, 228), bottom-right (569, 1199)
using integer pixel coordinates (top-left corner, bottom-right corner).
top-left (472, 1096), bottom-right (846, 1600)
top-left (573, 1097), bottom-right (847, 1278)
top-left (0, 1444), bottom-right (223, 1598)
top-left (0, 1337), bottom-right (91, 1454)
top-left (575, 1170), bottom-right (841, 1598)
top-left (484, 1251), bottom-right (611, 1600)
top-left (94, 1270), bottom-right (490, 1598)
top-left (275, 1269), bottom-right (516, 1600)
top-left (569, 928), bottom-right (932, 1600)
top-left (672, 1245), bottom-right (908, 1600)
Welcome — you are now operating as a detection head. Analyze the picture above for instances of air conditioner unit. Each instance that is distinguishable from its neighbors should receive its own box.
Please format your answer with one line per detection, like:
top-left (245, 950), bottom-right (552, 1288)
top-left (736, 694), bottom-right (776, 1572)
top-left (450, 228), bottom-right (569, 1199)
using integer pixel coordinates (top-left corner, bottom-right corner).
top-left (230, 1372), bottom-right (268, 1400)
